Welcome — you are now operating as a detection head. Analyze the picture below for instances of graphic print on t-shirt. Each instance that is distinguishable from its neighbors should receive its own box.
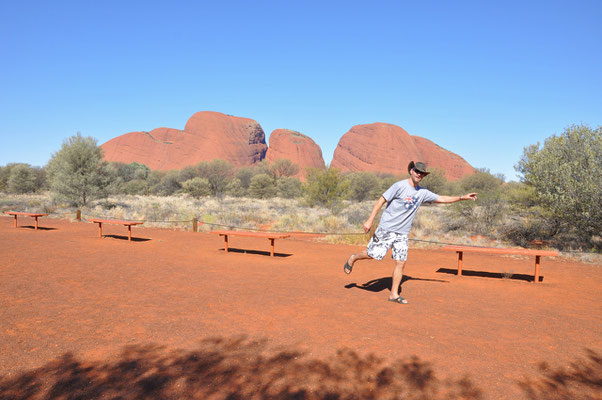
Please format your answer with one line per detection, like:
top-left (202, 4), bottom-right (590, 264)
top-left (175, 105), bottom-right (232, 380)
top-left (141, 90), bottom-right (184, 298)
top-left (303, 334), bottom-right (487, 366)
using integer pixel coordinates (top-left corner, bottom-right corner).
top-left (403, 195), bottom-right (419, 210)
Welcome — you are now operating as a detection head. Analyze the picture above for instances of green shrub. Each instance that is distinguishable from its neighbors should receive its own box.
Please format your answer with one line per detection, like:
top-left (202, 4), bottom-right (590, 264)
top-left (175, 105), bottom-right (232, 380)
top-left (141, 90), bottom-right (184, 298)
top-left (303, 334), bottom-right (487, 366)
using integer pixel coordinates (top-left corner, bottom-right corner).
top-left (420, 168), bottom-right (449, 194)
top-left (226, 177), bottom-right (246, 197)
top-left (198, 159), bottom-right (234, 196)
top-left (269, 159), bottom-right (299, 179)
top-left (7, 164), bottom-right (38, 194)
top-left (458, 168), bottom-right (505, 193)
top-left (376, 174), bottom-right (401, 197)
top-left (304, 167), bottom-right (349, 211)
top-left (178, 166), bottom-right (198, 183)
top-left (516, 124), bottom-right (602, 249)
top-left (502, 181), bottom-right (538, 209)
top-left (153, 170), bottom-right (182, 196)
top-left (501, 215), bottom-right (558, 247)
top-left (276, 177), bottom-right (302, 198)
top-left (122, 179), bottom-right (148, 195)
top-left (46, 133), bottom-right (110, 206)
top-left (249, 173), bottom-right (277, 199)
top-left (346, 172), bottom-right (379, 202)
top-left (182, 177), bottom-right (211, 198)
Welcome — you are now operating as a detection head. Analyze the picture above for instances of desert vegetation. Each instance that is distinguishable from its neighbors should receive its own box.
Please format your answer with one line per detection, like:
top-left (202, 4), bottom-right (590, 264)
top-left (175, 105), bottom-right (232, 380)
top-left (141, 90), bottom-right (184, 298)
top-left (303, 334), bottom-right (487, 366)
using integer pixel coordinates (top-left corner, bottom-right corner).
top-left (1, 125), bottom-right (600, 255)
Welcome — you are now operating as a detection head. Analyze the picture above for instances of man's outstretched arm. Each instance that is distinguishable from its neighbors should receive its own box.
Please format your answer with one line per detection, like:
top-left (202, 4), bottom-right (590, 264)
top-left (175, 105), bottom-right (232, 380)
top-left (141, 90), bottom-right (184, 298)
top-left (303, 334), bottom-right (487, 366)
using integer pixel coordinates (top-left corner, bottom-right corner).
top-left (434, 193), bottom-right (478, 203)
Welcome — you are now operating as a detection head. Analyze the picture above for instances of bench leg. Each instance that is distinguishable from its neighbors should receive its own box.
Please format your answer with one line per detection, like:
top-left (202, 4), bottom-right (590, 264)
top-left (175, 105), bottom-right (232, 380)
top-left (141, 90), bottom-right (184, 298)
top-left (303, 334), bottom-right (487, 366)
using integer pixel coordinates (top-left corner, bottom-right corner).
top-left (128, 225), bottom-right (132, 241)
top-left (270, 238), bottom-right (275, 257)
top-left (534, 255), bottom-right (541, 283)
top-left (34, 216), bottom-right (39, 230)
top-left (224, 235), bottom-right (229, 252)
top-left (98, 222), bottom-right (103, 238)
top-left (13, 215), bottom-right (18, 228)
top-left (457, 251), bottom-right (463, 276)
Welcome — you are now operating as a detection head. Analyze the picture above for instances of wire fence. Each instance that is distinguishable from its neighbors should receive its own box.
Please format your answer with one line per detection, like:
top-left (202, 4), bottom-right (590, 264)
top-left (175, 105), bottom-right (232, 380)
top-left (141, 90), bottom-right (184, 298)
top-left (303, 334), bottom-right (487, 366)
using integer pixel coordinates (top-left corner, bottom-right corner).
top-left (3, 206), bottom-right (599, 255)
top-left (74, 211), bottom-right (599, 253)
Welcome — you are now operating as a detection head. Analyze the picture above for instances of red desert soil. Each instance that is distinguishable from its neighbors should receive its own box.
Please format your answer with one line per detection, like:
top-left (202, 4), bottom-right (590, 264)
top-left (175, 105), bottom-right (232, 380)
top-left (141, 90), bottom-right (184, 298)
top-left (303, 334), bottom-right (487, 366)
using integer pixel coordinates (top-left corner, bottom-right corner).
top-left (1, 217), bottom-right (600, 399)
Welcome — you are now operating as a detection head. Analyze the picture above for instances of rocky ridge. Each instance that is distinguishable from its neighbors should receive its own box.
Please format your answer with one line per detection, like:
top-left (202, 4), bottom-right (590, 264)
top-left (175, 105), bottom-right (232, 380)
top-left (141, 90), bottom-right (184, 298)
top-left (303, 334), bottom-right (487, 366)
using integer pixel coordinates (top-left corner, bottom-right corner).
top-left (330, 123), bottom-right (474, 181)
top-left (265, 129), bottom-right (325, 179)
top-left (101, 112), bottom-right (475, 181)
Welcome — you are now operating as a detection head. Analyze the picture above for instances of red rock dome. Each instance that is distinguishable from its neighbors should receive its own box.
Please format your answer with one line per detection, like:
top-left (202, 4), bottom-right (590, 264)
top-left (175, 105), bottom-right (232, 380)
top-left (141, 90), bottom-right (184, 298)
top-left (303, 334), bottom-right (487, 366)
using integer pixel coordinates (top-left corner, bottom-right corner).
top-left (331, 123), bottom-right (474, 181)
top-left (265, 129), bottom-right (325, 180)
top-left (102, 111), bottom-right (267, 170)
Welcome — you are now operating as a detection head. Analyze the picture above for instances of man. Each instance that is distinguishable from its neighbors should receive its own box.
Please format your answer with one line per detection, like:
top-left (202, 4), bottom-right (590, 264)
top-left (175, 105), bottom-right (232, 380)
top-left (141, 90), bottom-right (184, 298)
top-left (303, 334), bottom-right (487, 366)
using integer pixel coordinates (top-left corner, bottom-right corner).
top-left (343, 161), bottom-right (478, 304)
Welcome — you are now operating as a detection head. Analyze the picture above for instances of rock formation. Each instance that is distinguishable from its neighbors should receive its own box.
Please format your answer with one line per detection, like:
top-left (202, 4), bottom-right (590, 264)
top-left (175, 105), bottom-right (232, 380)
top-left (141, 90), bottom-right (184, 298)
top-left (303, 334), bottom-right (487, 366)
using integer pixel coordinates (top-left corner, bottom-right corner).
top-left (411, 135), bottom-right (476, 181)
top-left (102, 112), bottom-right (475, 181)
top-left (101, 111), bottom-right (267, 170)
top-left (330, 123), bottom-right (474, 181)
top-left (264, 129), bottom-right (325, 180)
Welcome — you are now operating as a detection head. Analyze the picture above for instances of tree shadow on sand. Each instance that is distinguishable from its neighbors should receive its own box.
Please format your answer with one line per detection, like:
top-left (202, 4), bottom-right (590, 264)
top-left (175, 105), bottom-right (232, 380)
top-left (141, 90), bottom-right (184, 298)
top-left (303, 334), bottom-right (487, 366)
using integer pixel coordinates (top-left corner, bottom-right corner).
top-left (345, 276), bottom-right (449, 293)
top-left (0, 336), bottom-right (483, 400)
top-left (518, 349), bottom-right (601, 400)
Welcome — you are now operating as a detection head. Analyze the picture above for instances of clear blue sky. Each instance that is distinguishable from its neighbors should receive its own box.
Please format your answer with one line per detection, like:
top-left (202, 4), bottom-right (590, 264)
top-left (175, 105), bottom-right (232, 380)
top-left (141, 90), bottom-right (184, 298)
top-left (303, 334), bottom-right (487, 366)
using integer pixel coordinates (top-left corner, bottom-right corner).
top-left (1, 0), bottom-right (600, 181)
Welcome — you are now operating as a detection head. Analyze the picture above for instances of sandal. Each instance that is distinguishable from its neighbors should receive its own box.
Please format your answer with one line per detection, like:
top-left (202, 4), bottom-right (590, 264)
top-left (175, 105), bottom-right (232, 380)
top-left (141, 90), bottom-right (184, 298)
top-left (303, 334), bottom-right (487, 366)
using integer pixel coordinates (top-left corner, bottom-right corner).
top-left (388, 296), bottom-right (408, 304)
top-left (343, 261), bottom-right (353, 274)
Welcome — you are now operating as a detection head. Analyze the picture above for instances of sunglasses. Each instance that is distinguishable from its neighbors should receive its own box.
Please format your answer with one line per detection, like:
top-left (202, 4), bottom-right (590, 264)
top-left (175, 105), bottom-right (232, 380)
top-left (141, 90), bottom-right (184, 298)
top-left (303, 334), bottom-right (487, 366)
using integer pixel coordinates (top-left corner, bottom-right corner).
top-left (413, 168), bottom-right (427, 176)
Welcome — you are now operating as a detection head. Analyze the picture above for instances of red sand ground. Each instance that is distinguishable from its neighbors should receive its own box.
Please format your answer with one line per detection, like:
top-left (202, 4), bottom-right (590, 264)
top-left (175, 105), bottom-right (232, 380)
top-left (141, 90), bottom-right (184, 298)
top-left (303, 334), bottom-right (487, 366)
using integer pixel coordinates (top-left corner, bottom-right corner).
top-left (1, 217), bottom-right (600, 399)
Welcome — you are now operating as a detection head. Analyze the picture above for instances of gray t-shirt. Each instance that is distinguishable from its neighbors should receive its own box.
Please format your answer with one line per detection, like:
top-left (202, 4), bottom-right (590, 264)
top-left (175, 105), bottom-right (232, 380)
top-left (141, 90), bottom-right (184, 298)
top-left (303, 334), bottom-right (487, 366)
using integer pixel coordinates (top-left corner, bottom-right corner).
top-left (378, 179), bottom-right (439, 234)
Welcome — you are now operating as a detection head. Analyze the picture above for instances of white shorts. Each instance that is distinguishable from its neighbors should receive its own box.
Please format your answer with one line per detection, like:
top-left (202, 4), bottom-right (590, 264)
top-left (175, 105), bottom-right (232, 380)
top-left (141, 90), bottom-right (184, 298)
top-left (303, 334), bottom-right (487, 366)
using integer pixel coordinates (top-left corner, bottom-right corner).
top-left (366, 227), bottom-right (409, 261)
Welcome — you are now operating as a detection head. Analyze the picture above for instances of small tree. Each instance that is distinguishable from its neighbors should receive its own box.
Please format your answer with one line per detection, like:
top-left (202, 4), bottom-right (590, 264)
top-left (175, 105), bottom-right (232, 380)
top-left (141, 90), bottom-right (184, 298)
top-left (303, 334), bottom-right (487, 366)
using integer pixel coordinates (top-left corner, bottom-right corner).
top-left (448, 168), bottom-right (506, 236)
top-left (269, 159), bottom-right (299, 179)
top-left (420, 168), bottom-right (448, 194)
top-left (156, 170), bottom-right (182, 196)
top-left (249, 173), bottom-right (277, 199)
top-left (7, 164), bottom-right (38, 194)
top-left (46, 134), bottom-right (110, 206)
top-left (346, 172), bottom-right (379, 202)
top-left (0, 165), bottom-right (9, 191)
top-left (277, 177), bottom-right (303, 198)
top-left (235, 162), bottom-right (269, 190)
top-left (178, 166), bottom-right (198, 183)
top-left (516, 124), bottom-right (602, 248)
top-left (304, 167), bottom-right (349, 210)
top-left (377, 174), bottom-right (401, 197)
top-left (147, 170), bottom-right (166, 195)
top-left (198, 159), bottom-right (234, 196)
top-left (225, 177), bottom-right (246, 197)
top-left (458, 168), bottom-right (504, 193)
top-left (182, 177), bottom-right (211, 198)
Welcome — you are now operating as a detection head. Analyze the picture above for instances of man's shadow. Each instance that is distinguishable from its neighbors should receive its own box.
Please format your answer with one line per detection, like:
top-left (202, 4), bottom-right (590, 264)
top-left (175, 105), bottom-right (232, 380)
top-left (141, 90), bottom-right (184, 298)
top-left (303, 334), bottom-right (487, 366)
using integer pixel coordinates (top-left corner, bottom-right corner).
top-left (345, 276), bottom-right (448, 293)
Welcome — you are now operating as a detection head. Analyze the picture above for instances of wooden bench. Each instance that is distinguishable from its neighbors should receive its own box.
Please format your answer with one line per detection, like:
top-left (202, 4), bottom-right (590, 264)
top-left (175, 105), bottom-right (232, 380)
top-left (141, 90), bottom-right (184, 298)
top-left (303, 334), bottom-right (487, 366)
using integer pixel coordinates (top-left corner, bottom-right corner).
top-left (88, 219), bottom-right (144, 241)
top-left (442, 245), bottom-right (559, 283)
top-left (211, 230), bottom-right (290, 257)
top-left (5, 211), bottom-right (48, 230)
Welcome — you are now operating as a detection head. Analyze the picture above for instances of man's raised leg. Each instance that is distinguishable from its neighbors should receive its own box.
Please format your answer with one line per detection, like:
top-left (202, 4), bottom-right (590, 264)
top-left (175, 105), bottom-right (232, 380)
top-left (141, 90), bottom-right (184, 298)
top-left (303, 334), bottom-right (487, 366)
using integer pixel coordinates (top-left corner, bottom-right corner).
top-left (344, 250), bottom-right (371, 274)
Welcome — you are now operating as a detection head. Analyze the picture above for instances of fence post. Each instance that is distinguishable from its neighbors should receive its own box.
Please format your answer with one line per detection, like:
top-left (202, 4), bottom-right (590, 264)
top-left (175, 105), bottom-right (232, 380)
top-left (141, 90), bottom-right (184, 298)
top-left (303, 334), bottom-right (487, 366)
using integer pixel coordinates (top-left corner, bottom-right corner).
top-left (76, 209), bottom-right (81, 221)
top-left (192, 217), bottom-right (198, 232)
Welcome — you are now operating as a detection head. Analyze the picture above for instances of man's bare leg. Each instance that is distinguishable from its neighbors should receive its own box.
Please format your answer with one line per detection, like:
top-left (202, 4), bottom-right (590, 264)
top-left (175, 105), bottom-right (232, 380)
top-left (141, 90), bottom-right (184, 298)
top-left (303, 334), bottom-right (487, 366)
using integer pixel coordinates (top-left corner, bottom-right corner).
top-left (390, 260), bottom-right (406, 299)
top-left (344, 250), bottom-right (372, 274)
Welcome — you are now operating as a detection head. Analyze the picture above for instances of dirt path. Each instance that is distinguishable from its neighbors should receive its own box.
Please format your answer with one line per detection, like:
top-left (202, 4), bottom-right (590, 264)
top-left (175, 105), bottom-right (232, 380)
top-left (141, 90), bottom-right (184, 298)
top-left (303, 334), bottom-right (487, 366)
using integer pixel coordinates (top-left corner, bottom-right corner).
top-left (1, 217), bottom-right (600, 399)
